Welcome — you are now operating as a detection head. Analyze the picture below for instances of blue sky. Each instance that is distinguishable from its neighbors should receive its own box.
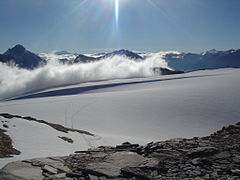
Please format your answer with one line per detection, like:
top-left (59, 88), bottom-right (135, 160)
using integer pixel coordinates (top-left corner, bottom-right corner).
top-left (0, 0), bottom-right (240, 53)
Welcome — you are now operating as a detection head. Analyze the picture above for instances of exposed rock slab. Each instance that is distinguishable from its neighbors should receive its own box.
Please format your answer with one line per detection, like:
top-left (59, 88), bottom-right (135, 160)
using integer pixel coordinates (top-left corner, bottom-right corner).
top-left (0, 161), bottom-right (44, 180)
top-left (83, 152), bottom-right (148, 178)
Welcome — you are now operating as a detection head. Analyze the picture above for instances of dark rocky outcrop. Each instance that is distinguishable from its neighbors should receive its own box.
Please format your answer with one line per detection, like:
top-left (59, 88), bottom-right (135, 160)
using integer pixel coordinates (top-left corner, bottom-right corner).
top-left (73, 54), bottom-right (97, 63)
top-left (0, 128), bottom-right (20, 158)
top-left (152, 67), bottom-right (184, 75)
top-left (58, 136), bottom-right (74, 144)
top-left (0, 44), bottom-right (46, 69)
top-left (1, 122), bottom-right (240, 179)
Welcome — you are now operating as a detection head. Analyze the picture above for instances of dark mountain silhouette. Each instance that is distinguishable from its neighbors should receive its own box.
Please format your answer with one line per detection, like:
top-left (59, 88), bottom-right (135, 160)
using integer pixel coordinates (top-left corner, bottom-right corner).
top-left (69, 49), bottom-right (143, 64)
top-left (0, 44), bottom-right (46, 69)
top-left (59, 54), bottom-right (96, 64)
top-left (152, 67), bottom-right (184, 75)
top-left (1, 45), bottom-right (240, 72)
top-left (100, 49), bottom-right (143, 60)
top-left (54, 51), bottom-right (72, 55)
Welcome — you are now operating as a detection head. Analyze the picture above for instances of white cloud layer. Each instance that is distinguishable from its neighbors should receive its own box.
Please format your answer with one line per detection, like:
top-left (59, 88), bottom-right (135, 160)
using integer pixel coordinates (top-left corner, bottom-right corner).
top-left (0, 54), bottom-right (168, 100)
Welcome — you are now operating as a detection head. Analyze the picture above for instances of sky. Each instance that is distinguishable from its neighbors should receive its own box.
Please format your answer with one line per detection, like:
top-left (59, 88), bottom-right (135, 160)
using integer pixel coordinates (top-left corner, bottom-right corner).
top-left (0, 0), bottom-right (240, 54)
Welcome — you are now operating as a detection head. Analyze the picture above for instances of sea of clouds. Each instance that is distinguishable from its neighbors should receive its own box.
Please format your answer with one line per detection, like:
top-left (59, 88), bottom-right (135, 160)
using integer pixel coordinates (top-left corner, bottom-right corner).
top-left (0, 53), bottom-right (170, 100)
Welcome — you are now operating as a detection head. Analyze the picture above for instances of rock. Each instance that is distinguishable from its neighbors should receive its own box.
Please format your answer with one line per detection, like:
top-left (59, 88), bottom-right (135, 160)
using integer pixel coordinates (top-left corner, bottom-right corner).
top-left (232, 155), bottom-right (240, 164)
top-left (116, 142), bottom-right (139, 150)
top-left (191, 158), bottom-right (201, 165)
top-left (27, 157), bottom-right (70, 173)
top-left (150, 149), bottom-right (181, 162)
top-left (0, 128), bottom-right (21, 158)
top-left (152, 67), bottom-right (184, 75)
top-left (192, 158), bottom-right (213, 167)
top-left (215, 151), bottom-right (231, 159)
top-left (42, 165), bottom-right (58, 175)
top-left (121, 167), bottom-right (152, 180)
top-left (3, 124), bottom-right (8, 128)
top-left (84, 152), bottom-right (147, 178)
top-left (231, 169), bottom-right (240, 176)
top-left (188, 147), bottom-right (218, 158)
top-left (66, 171), bottom-right (84, 178)
top-left (84, 162), bottom-right (119, 177)
top-left (186, 169), bottom-right (202, 177)
top-left (52, 173), bottom-right (66, 178)
top-left (140, 158), bottom-right (159, 169)
top-left (58, 136), bottom-right (74, 143)
top-left (89, 174), bottom-right (100, 180)
top-left (0, 161), bottom-right (44, 180)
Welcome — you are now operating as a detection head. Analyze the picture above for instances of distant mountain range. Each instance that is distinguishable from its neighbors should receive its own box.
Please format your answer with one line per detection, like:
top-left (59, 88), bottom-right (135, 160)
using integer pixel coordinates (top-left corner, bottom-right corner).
top-left (1, 44), bottom-right (240, 72)
top-left (164, 49), bottom-right (240, 71)
top-left (62, 49), bottom-right (143, 64)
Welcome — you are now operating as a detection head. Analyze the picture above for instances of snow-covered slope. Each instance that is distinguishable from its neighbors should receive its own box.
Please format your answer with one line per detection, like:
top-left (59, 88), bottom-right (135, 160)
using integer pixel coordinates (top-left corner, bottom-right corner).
top-left (0, 116), bottom-right (102, 168)
top-left (1, 68), bottom-right (240, 141)
top-left (0, 68), bottom-right (240, 168)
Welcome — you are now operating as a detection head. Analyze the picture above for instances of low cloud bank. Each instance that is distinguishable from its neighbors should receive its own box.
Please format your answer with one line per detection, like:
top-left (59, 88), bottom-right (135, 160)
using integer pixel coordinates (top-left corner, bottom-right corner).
top-left (0, 54), bottom-right (168, 100)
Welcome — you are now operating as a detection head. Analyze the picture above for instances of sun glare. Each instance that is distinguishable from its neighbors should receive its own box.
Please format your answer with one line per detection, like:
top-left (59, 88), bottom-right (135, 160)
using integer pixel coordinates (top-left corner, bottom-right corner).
top-left (115, 0), bottom-right (119, 24)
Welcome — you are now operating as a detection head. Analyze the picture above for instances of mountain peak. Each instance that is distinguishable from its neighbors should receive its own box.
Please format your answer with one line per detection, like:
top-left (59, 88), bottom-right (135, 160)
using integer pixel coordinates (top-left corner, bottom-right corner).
top-left (14, 44), bottom-right (26, 50)
top-left (1, 44), bottom-right (46, 69)
top-left (113, 49), bottom-right (133, 54)
top-left (54, 51), bottom-right (71, 55)
top-left (103, 49), bottom-right (143, 59)
top-left (208, 49), bottom-right (218, 53)
top-left (4, 44), bottom-right (26, 56)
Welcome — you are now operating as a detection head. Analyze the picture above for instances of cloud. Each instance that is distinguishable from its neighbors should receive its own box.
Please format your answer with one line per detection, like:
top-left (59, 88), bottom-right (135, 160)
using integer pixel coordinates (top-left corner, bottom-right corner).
top-left (0, 54), bottom-right (168, 100)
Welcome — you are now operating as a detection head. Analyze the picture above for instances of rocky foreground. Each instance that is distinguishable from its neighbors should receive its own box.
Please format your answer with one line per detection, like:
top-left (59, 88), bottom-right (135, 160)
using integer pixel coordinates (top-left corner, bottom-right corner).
top-left (1, 123), bottom-right (240, 180)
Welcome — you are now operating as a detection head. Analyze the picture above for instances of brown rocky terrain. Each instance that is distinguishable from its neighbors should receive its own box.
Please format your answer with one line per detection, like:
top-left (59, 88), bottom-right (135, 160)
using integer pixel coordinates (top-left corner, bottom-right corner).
top-left (0, 122), bottom-right (240, 180)
top-left (0, 128), bottom-right (20, 158)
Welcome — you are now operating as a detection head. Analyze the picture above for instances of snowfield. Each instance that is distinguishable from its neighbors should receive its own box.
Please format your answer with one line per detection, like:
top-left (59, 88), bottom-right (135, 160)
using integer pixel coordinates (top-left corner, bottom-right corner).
top-left (0, 68), bottom-right (240, 168)
top-left (0, 116), bottom-right (103, 168)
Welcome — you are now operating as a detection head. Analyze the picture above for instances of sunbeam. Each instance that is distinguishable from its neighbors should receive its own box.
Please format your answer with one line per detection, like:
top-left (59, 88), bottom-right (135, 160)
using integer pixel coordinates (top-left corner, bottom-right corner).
top-left (115, 0), bottom-right (119, 25)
